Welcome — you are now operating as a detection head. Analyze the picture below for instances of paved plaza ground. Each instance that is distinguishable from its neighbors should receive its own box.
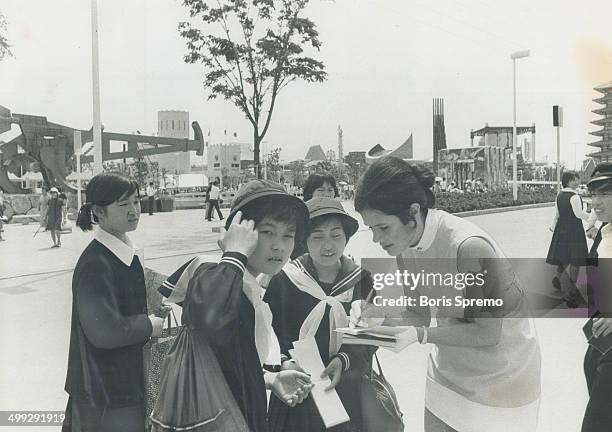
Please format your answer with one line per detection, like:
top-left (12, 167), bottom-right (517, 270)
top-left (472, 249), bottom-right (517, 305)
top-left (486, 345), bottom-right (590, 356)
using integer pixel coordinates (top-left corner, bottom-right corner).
top-left (0, 202), bottom-right (591, 431)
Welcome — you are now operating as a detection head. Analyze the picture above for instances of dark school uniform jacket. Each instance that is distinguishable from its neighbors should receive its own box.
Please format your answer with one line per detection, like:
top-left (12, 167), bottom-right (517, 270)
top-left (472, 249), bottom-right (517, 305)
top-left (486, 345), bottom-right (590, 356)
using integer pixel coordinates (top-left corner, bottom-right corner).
top-left (64, 236), bottom-right (152, 407)
top-left (159, 252), bottom-right (269, 432)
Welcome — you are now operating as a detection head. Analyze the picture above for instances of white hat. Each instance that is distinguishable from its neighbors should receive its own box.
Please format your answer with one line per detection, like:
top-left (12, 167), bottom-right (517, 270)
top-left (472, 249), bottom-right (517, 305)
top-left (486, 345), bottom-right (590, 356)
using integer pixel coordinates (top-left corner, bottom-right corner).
top-left (49, 187), bottom-right (59, 193)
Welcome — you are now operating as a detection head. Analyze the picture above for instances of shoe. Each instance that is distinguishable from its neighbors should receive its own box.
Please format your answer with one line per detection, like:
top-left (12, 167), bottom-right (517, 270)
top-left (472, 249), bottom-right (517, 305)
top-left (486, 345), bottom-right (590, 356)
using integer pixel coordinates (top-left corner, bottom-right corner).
top-left (563, 289), bottom-right (586, 309)
top-left (552, 276), bottom-right (561, 291)
top-left (51, 244), bottom-right (59, 248)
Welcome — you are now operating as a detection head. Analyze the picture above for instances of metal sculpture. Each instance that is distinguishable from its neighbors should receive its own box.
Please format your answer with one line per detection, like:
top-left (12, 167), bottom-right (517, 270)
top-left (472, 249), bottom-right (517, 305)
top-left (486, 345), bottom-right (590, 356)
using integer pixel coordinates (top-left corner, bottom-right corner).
top-left (0, 105), bottom-right (205, 193)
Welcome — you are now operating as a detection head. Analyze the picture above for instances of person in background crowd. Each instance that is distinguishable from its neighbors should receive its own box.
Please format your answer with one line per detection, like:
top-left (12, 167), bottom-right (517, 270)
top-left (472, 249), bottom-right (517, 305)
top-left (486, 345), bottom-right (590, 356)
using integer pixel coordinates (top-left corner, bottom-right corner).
top-left (39, 186), bottom-right (49, 231)
top-left (440, 177), bottom-right (447, 190)
top-left (58, 187), bottom-right (68, 226)
top-left (354, 157), bottom-right (541, 432)
top-left (546, 171), bottom-right (594, 307)
top-left (265, 198), bottom-right (376, 432)
top-left (46, 187), bottom-right (65, 248)
top-left (475, 178), bottom-right (484, 193)
top-left (433, 180), bottom-right (442, 194)
top-left (146, 182), bottom-right (156, 215)
top-left (205, 179), bottom-right (224, 221)
top-left (62, 172), bottom-right (165, 432)
top-left (581, 162), bottom-right (612, 432)
top-left (303, 172), bottom-right (339, 202)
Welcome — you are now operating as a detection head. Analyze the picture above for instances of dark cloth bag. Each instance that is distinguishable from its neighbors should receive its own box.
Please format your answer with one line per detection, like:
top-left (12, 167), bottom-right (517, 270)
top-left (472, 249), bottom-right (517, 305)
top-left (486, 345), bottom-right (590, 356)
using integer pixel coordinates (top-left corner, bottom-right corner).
top-left (145, 312), bottom-right (181, 421)
top-left (360, 354), bottom-right (404, 432)
top-left (149, 325), bottom-right (250, 432)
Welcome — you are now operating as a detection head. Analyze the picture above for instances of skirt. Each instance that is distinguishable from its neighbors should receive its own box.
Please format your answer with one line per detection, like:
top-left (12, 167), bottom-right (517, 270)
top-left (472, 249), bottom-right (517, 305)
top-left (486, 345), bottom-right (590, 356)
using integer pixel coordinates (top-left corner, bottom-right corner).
top-left (268, 368), bottom-right (362, 432)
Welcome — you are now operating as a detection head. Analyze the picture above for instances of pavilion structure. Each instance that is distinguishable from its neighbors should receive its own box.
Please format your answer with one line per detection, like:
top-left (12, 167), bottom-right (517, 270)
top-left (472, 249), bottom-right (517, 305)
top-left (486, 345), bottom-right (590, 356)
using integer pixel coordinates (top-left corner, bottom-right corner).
top-left (587, 80), bottom-right (612, 162)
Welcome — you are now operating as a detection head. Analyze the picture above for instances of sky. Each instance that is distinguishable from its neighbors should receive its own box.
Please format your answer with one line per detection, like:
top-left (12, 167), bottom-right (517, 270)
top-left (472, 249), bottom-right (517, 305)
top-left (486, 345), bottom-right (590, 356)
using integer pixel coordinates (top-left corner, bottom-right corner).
top-left (1, 0), bottom-right (612, 167)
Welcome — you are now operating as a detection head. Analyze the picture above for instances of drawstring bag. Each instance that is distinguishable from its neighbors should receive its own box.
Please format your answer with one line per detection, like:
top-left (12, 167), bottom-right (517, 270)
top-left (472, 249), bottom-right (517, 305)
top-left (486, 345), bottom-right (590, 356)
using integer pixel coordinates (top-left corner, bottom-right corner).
top-left (149, 325), bottom-right (249, 431)
top-left (360, 353), bottom-right (404, 432)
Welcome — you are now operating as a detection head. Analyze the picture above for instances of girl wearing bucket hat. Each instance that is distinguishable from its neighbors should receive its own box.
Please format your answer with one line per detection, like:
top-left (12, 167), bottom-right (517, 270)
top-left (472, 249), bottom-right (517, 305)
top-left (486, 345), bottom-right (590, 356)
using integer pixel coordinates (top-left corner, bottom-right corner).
top-left (264, 197), bottom-right (377, 432)
top-left (154, 180), bottom-right (312, 432)
top-left (581, 162), bottom-right (612, 432)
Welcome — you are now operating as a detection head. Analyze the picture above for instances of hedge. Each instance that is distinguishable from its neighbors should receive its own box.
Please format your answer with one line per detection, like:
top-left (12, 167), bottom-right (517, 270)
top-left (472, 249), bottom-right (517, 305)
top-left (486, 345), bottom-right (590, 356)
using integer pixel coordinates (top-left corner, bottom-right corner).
top-left (435, 188), bottom-right (557, 214)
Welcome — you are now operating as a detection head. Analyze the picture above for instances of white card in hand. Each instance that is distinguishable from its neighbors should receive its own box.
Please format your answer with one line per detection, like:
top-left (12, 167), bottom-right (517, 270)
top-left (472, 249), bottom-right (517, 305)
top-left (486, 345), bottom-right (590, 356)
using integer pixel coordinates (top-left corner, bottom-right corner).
top-left (289, 338), bottom-right (350, 429)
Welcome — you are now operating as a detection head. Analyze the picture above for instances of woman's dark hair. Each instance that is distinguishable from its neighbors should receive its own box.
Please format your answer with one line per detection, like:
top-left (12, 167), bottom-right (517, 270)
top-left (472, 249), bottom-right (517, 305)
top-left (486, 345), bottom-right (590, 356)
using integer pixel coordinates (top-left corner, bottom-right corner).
top-left (307, 214), bottom-right (354, 242)
top-left (77, 172), bottom-right (139, 231)
top-left (303, 172), bottom-right (339, 201)
top-left (354, 157), bottom-right (435, 225)
top-left (561, 171), bottom-right (579, 188)
top-left (238, 195), bottom-right (308, 253)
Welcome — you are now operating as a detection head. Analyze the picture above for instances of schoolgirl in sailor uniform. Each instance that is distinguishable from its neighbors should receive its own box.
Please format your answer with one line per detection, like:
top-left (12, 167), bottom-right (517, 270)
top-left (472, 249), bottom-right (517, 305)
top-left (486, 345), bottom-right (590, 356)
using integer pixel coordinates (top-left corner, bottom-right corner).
top-left (265, 197), bottom-right (376, 432)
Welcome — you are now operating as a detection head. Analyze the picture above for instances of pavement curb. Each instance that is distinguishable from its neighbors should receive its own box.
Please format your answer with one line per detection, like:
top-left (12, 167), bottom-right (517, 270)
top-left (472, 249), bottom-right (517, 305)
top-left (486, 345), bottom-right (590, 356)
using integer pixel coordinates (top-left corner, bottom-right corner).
top-left (450, 201), bottom-right (555, 218)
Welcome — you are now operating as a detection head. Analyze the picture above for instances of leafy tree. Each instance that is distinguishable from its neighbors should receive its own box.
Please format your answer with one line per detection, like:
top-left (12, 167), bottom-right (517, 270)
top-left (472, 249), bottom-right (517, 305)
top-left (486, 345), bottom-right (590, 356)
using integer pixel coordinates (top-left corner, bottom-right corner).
top-left (264, 147), bottom-right (282, 181)
top-left (286, 159), bottom-right (306, 186)
top-left (179, 0), bottom-right (327, 178)
top-left (0, 11), bottom-right (12, 61)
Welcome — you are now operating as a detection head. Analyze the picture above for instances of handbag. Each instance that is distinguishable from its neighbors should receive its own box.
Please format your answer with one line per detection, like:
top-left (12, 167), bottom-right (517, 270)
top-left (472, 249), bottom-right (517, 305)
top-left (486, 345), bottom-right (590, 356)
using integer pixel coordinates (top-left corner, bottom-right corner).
top-left (145, 310), bottom-right (181, 420)
top-left (360, 353), bottom-right (404, 432)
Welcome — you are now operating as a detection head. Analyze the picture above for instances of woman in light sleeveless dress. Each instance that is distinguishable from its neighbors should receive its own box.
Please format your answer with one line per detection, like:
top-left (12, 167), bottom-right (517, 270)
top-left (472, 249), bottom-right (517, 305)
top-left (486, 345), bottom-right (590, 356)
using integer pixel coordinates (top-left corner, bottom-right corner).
top-left (354, 157), bottom-right (541, 432)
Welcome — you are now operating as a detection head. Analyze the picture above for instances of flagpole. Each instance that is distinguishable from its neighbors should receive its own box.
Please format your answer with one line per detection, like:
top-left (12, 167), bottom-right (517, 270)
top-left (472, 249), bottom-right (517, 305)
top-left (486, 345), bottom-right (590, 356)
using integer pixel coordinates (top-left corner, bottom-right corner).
top-left (91, 0), bottom-right (103, 174)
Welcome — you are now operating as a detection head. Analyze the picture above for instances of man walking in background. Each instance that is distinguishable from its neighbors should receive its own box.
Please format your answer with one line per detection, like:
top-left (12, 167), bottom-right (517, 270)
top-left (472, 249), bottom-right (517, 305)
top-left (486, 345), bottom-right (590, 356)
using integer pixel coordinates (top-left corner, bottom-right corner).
top-left (205, 179), bottom-right (223, 221)
top-left (146, 182), bottom-right (156, 215)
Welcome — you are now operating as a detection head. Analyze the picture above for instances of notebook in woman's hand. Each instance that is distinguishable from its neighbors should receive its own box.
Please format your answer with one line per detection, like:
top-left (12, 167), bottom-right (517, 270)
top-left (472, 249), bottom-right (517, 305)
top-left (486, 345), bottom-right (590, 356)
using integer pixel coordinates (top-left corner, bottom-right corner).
top-left (583, 314), bottom-right (612, 355)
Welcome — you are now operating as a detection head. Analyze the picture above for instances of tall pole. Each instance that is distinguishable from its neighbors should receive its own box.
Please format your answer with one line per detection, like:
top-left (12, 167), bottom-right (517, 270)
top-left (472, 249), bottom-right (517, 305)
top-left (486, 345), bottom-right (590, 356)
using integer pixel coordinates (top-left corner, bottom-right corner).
top-left (74, 131), bottom-right (82, 210)
top-left (510, 49), bottom-right (530, 200)
top-left (556, 126), bottom-right (561, 192)
top-left (91, 0), bottom-right (103, 174)
top-left (512, 58), bottom-right (518, 201)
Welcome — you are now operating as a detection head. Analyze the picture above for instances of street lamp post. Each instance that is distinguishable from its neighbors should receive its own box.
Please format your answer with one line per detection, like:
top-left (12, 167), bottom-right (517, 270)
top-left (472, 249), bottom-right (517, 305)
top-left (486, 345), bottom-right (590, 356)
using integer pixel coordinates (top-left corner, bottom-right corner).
top-left (511, 49), bottom-right (530, 201)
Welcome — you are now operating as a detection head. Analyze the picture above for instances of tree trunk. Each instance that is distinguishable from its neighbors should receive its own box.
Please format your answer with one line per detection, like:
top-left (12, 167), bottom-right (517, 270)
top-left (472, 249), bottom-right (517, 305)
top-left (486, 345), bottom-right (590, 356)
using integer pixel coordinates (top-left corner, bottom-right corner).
top-left (253, 130), bottom-right (261, 179)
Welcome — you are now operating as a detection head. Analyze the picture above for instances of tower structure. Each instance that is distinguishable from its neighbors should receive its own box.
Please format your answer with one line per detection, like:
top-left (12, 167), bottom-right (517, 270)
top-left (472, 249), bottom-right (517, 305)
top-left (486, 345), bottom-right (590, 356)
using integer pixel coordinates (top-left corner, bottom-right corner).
top-left (432, 98), bottom-right (447, 174)
top-left (154, 110), bottom-right (191, 173)
top-left (587, 80), bottom-right (612, 162)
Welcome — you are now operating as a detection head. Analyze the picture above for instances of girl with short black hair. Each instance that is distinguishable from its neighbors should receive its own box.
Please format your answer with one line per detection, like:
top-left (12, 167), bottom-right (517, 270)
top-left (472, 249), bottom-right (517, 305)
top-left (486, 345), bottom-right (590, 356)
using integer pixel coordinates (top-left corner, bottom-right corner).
top-left (63, 172), bottom-right (165, 432)
top-left (547, 170), bottom-right (594, 306)
top-left (303, 172), bottom-right (339, 202)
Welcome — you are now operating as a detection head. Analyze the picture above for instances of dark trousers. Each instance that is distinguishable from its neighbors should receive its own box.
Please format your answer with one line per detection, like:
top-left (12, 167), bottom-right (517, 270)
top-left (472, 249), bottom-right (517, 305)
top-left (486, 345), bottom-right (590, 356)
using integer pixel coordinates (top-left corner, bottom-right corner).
top-left (148, 196), bottom-right (154, 215)
top-left (205, 199), bottom-right (223, 220)
top-left (582, 345), bottom-right (612, 431)
top-left (62, 397), bottom-right (145, 432)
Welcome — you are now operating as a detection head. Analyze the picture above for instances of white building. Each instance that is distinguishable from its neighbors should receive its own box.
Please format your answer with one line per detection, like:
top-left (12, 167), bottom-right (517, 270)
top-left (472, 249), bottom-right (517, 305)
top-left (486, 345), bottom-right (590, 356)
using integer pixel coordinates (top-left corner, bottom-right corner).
top-left (150, 110), bottom-right (191, 174)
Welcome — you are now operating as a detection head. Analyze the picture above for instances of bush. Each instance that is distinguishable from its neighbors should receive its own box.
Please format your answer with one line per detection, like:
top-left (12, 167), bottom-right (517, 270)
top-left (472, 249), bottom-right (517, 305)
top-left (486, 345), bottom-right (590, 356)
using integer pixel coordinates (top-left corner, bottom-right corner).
top-left (435, 188), bottom-right (557, 214)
